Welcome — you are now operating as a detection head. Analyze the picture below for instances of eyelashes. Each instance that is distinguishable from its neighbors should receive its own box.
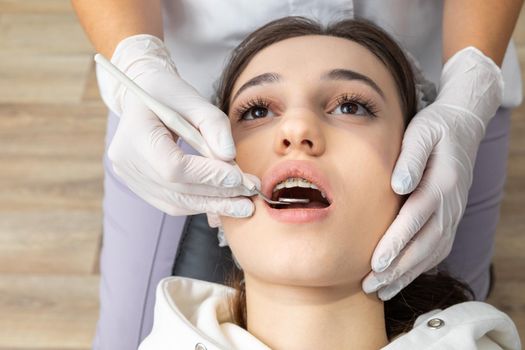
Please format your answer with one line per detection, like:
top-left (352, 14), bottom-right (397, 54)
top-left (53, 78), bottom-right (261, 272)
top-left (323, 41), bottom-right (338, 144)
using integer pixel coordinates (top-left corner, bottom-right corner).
top-left (232, 96), bottom-right (272, 121)
top-left (231, 92), bottom-right (380, 122)
top-left (334, 92), bottom-right (380, 117)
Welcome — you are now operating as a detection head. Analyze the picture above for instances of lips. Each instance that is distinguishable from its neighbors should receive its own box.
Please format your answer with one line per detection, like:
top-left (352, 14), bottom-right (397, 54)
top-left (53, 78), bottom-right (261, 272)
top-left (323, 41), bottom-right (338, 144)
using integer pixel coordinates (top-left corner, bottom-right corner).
top-left (260, 160), bottom-right (334, 224)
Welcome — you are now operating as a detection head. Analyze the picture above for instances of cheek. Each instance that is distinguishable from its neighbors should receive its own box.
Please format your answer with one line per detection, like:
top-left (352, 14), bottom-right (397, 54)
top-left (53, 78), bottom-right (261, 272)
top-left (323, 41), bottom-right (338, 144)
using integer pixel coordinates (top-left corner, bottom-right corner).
top-left (230, 124), bottom-right (272, 173)
top-left (330, 125), bottom-right (403, 264)
top-left (222, 117), bottom-right (405, 284)
top-left (220, 126), bottom-right (272, 255)
top-left (332, 117), bottom-right (402, 192)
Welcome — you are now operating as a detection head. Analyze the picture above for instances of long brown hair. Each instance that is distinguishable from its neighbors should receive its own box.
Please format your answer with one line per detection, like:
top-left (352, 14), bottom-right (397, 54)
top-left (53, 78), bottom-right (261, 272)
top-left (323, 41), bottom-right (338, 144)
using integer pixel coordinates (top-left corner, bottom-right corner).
top-left (215, 16), bottom-right (473, 340)
top-left (215, 16), bottom-right (417, 124)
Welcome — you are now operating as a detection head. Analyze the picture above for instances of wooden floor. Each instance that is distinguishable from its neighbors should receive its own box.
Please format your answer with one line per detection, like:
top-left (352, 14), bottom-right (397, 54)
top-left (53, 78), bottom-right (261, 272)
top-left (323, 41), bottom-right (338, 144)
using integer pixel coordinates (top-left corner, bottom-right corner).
top-left (0, 1), bottom-right (523, 349)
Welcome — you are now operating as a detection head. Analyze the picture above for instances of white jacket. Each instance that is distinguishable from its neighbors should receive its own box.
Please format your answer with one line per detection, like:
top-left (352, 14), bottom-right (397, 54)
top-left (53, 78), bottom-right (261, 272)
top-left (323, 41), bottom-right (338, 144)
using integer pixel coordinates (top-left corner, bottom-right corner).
top-left (139, 277), bottom-right (521, 350)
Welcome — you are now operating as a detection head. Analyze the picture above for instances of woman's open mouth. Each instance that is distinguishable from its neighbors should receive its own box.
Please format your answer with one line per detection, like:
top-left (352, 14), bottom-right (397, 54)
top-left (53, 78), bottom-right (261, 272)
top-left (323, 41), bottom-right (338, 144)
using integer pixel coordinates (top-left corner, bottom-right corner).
top-left (261, 161), bottom-right (335, 223)
top-left (269, 180), bottom-right (332, 209)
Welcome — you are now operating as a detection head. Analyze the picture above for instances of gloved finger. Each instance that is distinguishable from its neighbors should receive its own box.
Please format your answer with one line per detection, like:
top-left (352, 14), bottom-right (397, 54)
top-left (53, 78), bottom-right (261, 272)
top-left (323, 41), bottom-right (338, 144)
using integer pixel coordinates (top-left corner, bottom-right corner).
top-left (391, 117), bottom-right (439, 195)
top-left (370, 180), bottom-right (439, 272)
top-left (163, 78), bottom-right (237, 161)
top-left (174, 192), bottom-right (255, 218)
top-left (116, 122), bottom-right (260, 196)
top-left (194, 105), bottom-right (236, 161)
top-left (183, 173), bottom-right (260, 197)
top-left (375, 261), bottom-right (429, 301)
top-left (138, 164), bottom-right (259, 197)
top-left (161, 181), bottom-right (256, 197)
top-left (363, 215), bottom-right (442, 293)
top-left (131, 109), bottom-right (244, 188)
top-left (112, 165), bottom-right (201, 216)
top-left (114, 163), bottom-right (255, 217)
top-left (375, 239), bottom-right (450, 301)
top-left (158, 182), bottom-right (257, 198)
top-left (206, 213), bottom-right (222, 228)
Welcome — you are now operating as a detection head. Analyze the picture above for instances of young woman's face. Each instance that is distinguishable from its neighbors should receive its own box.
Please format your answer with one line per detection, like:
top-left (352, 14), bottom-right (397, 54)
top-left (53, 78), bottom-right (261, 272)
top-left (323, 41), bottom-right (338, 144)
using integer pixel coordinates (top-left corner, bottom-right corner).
top-left (221, 35), bottom-right (405, 288)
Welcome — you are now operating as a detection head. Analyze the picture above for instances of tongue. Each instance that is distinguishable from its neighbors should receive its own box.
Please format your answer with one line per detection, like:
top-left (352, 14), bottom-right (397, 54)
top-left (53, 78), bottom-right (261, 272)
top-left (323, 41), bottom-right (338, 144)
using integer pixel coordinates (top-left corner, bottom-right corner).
top-left (285, 201), bottom-right (327, 209)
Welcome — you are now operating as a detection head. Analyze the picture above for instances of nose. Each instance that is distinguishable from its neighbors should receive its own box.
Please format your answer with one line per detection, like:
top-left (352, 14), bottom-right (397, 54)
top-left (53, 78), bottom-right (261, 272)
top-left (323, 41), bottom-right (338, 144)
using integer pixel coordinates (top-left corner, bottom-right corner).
top-left (274, 109), bottom-right (326, 157)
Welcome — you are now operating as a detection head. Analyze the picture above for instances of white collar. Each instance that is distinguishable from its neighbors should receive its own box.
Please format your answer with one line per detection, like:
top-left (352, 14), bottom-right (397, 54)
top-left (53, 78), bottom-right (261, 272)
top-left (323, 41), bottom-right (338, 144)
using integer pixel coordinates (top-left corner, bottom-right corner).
top-left (140, 276), bottom-right (521, 350)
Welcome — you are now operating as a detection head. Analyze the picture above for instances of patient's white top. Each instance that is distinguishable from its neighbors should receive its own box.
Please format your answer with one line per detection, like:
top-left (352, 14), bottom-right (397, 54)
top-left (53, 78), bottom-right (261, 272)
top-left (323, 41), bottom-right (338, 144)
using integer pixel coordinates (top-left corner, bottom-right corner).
top-left (160, 0), bottom-right (522, 108)
top-left (138, 276), bottom-right (521, 350)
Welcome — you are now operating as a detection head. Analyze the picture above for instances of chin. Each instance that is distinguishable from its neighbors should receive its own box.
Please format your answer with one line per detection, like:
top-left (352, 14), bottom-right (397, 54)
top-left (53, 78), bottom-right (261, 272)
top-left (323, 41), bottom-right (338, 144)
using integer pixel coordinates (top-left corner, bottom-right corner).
top-left (242, 249), bottom-right (366, 287)
top-left (224, 211), bottom-right (374, 288)
top-left (250, 268), bottom-right (362, 289)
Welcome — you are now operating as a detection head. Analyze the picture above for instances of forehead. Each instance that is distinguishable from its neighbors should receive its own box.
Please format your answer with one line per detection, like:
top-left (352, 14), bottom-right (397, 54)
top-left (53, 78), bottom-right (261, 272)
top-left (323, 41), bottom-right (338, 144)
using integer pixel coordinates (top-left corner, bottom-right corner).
top-left (233, 35), bottom-right (397, 94)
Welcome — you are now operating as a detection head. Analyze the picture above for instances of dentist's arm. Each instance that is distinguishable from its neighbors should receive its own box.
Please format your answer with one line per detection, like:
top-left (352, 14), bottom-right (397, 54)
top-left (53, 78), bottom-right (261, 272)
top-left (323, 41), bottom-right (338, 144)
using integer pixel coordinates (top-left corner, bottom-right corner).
top-left (363, 0), bottom-right (523, 300)
top-left (71, 0), bottom-right (163, 58)
top-left (71, 1), bottom-right (258, 219)
top-left (443, 0), bottom-right (523, 66)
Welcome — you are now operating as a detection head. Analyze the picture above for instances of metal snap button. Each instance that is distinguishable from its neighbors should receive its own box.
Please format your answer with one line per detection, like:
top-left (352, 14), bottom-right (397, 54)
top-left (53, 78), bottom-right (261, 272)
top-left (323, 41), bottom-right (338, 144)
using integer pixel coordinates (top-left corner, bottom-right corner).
top-left (427, 318), bottom-right (445, 329)
top-left (195, 343), bottom-right (207, 350)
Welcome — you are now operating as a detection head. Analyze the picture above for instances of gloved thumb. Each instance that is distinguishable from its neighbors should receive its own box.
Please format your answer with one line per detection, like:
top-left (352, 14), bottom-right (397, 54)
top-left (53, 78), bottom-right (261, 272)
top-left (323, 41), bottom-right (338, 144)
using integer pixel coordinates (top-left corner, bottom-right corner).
top-left (391, 118), bottom-right (437, 194)
top-left (197, 104), bottom-right (237, 161)
top-left (161, 77), bottom-right (237, 161)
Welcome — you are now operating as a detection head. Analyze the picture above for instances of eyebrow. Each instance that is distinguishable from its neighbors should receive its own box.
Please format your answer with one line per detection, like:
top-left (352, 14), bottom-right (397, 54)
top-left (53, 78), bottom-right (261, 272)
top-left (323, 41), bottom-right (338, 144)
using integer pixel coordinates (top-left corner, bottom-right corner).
top-left (321, 69), bottom-right (385, 99)
top-left (232, 72), bottom-right (281, 102)
top-left (230, 68), bottom-right (385, 103)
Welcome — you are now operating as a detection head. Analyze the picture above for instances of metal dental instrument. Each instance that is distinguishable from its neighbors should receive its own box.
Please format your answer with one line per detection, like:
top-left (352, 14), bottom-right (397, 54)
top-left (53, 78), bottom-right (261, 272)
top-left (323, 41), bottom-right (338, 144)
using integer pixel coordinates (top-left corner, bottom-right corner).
top-left (94, 54), bottom-right (310, 206)
top-left (277, 197), bottom-right (311, 204)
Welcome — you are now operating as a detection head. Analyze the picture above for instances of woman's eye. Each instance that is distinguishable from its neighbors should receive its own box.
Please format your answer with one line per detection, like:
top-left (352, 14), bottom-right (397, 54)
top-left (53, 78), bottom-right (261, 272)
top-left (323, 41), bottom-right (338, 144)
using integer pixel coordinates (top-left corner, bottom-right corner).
top-left (242, 106), bottom-right (275, 120)
top-left (331, 102), bottom-right (369, 116)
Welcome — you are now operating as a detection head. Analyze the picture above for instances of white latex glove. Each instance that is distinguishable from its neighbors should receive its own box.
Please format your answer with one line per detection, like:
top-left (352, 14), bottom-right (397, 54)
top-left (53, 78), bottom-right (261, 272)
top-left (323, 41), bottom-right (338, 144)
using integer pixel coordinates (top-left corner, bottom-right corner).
top-left (362, 47), bottom-right (504, 300)
top-left (96, 34), bottom-right (258, 217)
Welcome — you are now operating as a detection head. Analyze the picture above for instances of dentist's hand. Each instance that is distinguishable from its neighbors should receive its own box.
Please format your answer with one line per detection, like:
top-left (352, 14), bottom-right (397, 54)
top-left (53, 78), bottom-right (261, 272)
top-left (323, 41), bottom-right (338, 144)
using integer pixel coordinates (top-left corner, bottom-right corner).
top-left (97, 34), bottom-right (258, 217)
top-left (363, 47), bottom-right (504, 300)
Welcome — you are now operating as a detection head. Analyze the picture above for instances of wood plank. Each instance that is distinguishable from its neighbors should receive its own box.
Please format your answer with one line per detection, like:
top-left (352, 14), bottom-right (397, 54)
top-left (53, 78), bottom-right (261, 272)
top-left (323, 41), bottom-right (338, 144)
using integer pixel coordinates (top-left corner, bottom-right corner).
top-left (0, 0), bottom-right (73, 13)
top-left (0, 53), bottom-right (92, 104)
top-left (0, 210), bottom-right (101, 274)
top-left (0, 13), bottom-right (92, 54)
top-left (81, 62), bottom-right (102, 103)
top-left (0, 275), bottom-right (99, 349)
top-left (0, 102), bottom-right (105, 273)
top-left (487, 280), bottom-right (525, 346)
top-left (514, 4), bottom-right (525, 48)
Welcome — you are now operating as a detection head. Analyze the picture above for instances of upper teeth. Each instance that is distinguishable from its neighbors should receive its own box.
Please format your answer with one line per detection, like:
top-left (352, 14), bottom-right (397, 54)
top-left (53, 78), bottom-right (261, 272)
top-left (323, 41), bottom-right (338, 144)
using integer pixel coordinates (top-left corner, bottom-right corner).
top-left (272, 177), bottom-right (326, 198)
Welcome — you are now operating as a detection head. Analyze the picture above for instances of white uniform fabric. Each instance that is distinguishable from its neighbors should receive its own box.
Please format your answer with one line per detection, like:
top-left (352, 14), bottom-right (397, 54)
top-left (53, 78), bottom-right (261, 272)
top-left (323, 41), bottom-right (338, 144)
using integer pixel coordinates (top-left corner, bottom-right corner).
top-left (138, 276), bottom-right (521, 350)
top-left (160, 0), bottom-right (522, 108)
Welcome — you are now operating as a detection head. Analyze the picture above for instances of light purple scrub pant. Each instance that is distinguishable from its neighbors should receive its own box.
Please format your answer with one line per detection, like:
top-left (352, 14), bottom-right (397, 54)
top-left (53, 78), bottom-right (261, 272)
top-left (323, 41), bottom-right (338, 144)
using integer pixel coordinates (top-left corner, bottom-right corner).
top-left (92, 107), bottom-right (512, 350)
